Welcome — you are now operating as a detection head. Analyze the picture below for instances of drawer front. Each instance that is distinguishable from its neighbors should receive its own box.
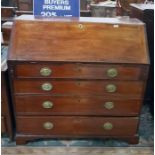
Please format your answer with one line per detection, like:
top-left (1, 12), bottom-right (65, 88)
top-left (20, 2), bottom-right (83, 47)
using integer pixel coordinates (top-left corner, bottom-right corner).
top-left (15, 96), bottom-right (142, 116)
top-left (14, 80), bottom-right (144, 98)
top-left (16, 116), bottom-right (139, 136)
top-left (15, 63), bottom-right (147, 80)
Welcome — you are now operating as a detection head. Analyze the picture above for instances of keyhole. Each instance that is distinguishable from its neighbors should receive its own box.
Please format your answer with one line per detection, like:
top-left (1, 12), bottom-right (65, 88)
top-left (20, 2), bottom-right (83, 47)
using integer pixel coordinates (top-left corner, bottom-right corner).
top-left (76, 82), bottom-right (81, 86)
top-left (78, 24), bottom-right (84, 30)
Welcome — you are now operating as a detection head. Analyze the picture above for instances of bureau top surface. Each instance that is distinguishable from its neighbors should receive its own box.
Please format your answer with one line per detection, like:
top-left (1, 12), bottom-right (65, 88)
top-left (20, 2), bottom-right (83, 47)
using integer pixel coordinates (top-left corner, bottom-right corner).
top-left (8, 15), bottom-right (149, 64)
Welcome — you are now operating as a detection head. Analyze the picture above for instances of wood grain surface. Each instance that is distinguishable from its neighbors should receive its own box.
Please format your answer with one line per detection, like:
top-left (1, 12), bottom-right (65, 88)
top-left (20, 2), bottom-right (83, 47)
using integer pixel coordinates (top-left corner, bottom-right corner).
top-left (13, 80), bottom-right (145, 98)
top-left (15, 95), bottom-right (142, 116)
top-left (16, 116), bottom-right (139, 136)
top-left (8, 16), bottom-right (149, 64)
top-left (15, 63), bottom-right (148, 80)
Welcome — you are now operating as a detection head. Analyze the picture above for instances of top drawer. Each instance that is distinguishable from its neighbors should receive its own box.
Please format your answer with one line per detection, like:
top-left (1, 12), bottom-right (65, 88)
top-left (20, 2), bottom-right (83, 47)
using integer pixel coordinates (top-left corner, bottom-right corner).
top-left (15, 63), bottom-right (148, 80)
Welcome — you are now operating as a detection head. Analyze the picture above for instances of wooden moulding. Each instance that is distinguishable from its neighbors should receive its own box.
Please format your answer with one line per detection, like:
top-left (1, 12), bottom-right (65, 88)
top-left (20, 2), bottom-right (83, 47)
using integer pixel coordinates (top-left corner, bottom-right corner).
top-left (15, 134), bottom-right (139, 145)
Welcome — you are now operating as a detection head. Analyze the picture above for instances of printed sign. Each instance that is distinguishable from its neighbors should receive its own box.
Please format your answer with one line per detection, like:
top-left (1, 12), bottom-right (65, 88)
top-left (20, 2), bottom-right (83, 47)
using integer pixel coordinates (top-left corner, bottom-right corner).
top-left (34, 0), bottom-right (80, 17)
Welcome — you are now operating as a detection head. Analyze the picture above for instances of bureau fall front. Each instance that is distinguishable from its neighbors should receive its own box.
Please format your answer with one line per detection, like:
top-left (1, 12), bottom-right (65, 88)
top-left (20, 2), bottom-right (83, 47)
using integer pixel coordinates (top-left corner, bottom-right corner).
top-left (8, 15), bottom-right (149, 144)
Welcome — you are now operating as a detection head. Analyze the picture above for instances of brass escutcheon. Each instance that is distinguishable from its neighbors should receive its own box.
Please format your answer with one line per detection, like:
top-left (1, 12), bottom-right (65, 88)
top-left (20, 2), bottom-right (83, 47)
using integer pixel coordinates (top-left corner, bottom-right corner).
top-left (104, 102), bottom-right (114, 110)
top-left (102, 122), bottom-right (113, 130)
top-left (78, 24), bottom-right (85, 30)
top-left (43, 122), bottom-right (54, 130)
top-left (107, 68), bottom-right (118, 78)
top-left (42, 101), bottom-right (53, 109)
top-left (40, 67), bottom-right (52, 76)
top-left (41, 83), bottom-right (53, 91)
top-left (106, 84), bottom-right (117, 93)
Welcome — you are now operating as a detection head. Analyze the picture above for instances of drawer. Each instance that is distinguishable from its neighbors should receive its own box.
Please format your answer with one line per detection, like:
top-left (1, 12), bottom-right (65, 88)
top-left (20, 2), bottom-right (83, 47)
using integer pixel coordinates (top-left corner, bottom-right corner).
top-left (16, 116), bottom-right (139, 136)
top-left (15, 63), bottom-right (148, 80)
top-left (15, 96), bottom-right (142, 116)
top-left (14, 80), bottom-right (145, 98)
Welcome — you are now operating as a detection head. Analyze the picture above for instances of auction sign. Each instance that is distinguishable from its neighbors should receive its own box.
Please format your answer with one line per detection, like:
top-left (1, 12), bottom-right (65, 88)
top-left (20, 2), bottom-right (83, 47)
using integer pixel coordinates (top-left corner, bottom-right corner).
top-left (34, 0), bottom-right (80, 17)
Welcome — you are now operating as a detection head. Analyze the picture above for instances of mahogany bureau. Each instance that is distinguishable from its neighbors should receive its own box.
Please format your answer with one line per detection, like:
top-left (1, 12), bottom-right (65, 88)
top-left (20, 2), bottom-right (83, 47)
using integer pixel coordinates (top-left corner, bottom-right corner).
top-left (8, 15), bottom-right (149, 145)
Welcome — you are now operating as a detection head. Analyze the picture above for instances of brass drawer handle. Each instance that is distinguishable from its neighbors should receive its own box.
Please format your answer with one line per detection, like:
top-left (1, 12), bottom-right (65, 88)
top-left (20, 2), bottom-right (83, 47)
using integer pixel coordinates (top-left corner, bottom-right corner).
top-left (106, 84), bottom-right (117, 93)
top-left (104, 102), bottom-right (114, 110)
top-left (43, 122), bottom-right (54, 130)
top-left (107, 68), bottom-right (118, 78)
top-left (40, 67), bottom-right (52, 76)
top-left (41, 83), bottom-right (53, 91)
top-left (42, 101), bottom-right (53, 109)
top-left (102, 122), bottom-right (113, 130)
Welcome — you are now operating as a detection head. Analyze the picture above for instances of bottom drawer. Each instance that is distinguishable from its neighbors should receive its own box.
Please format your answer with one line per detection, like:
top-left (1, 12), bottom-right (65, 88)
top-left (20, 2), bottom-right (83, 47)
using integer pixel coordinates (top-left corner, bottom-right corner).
top-left (17, 116), bottom-right (139, 136)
